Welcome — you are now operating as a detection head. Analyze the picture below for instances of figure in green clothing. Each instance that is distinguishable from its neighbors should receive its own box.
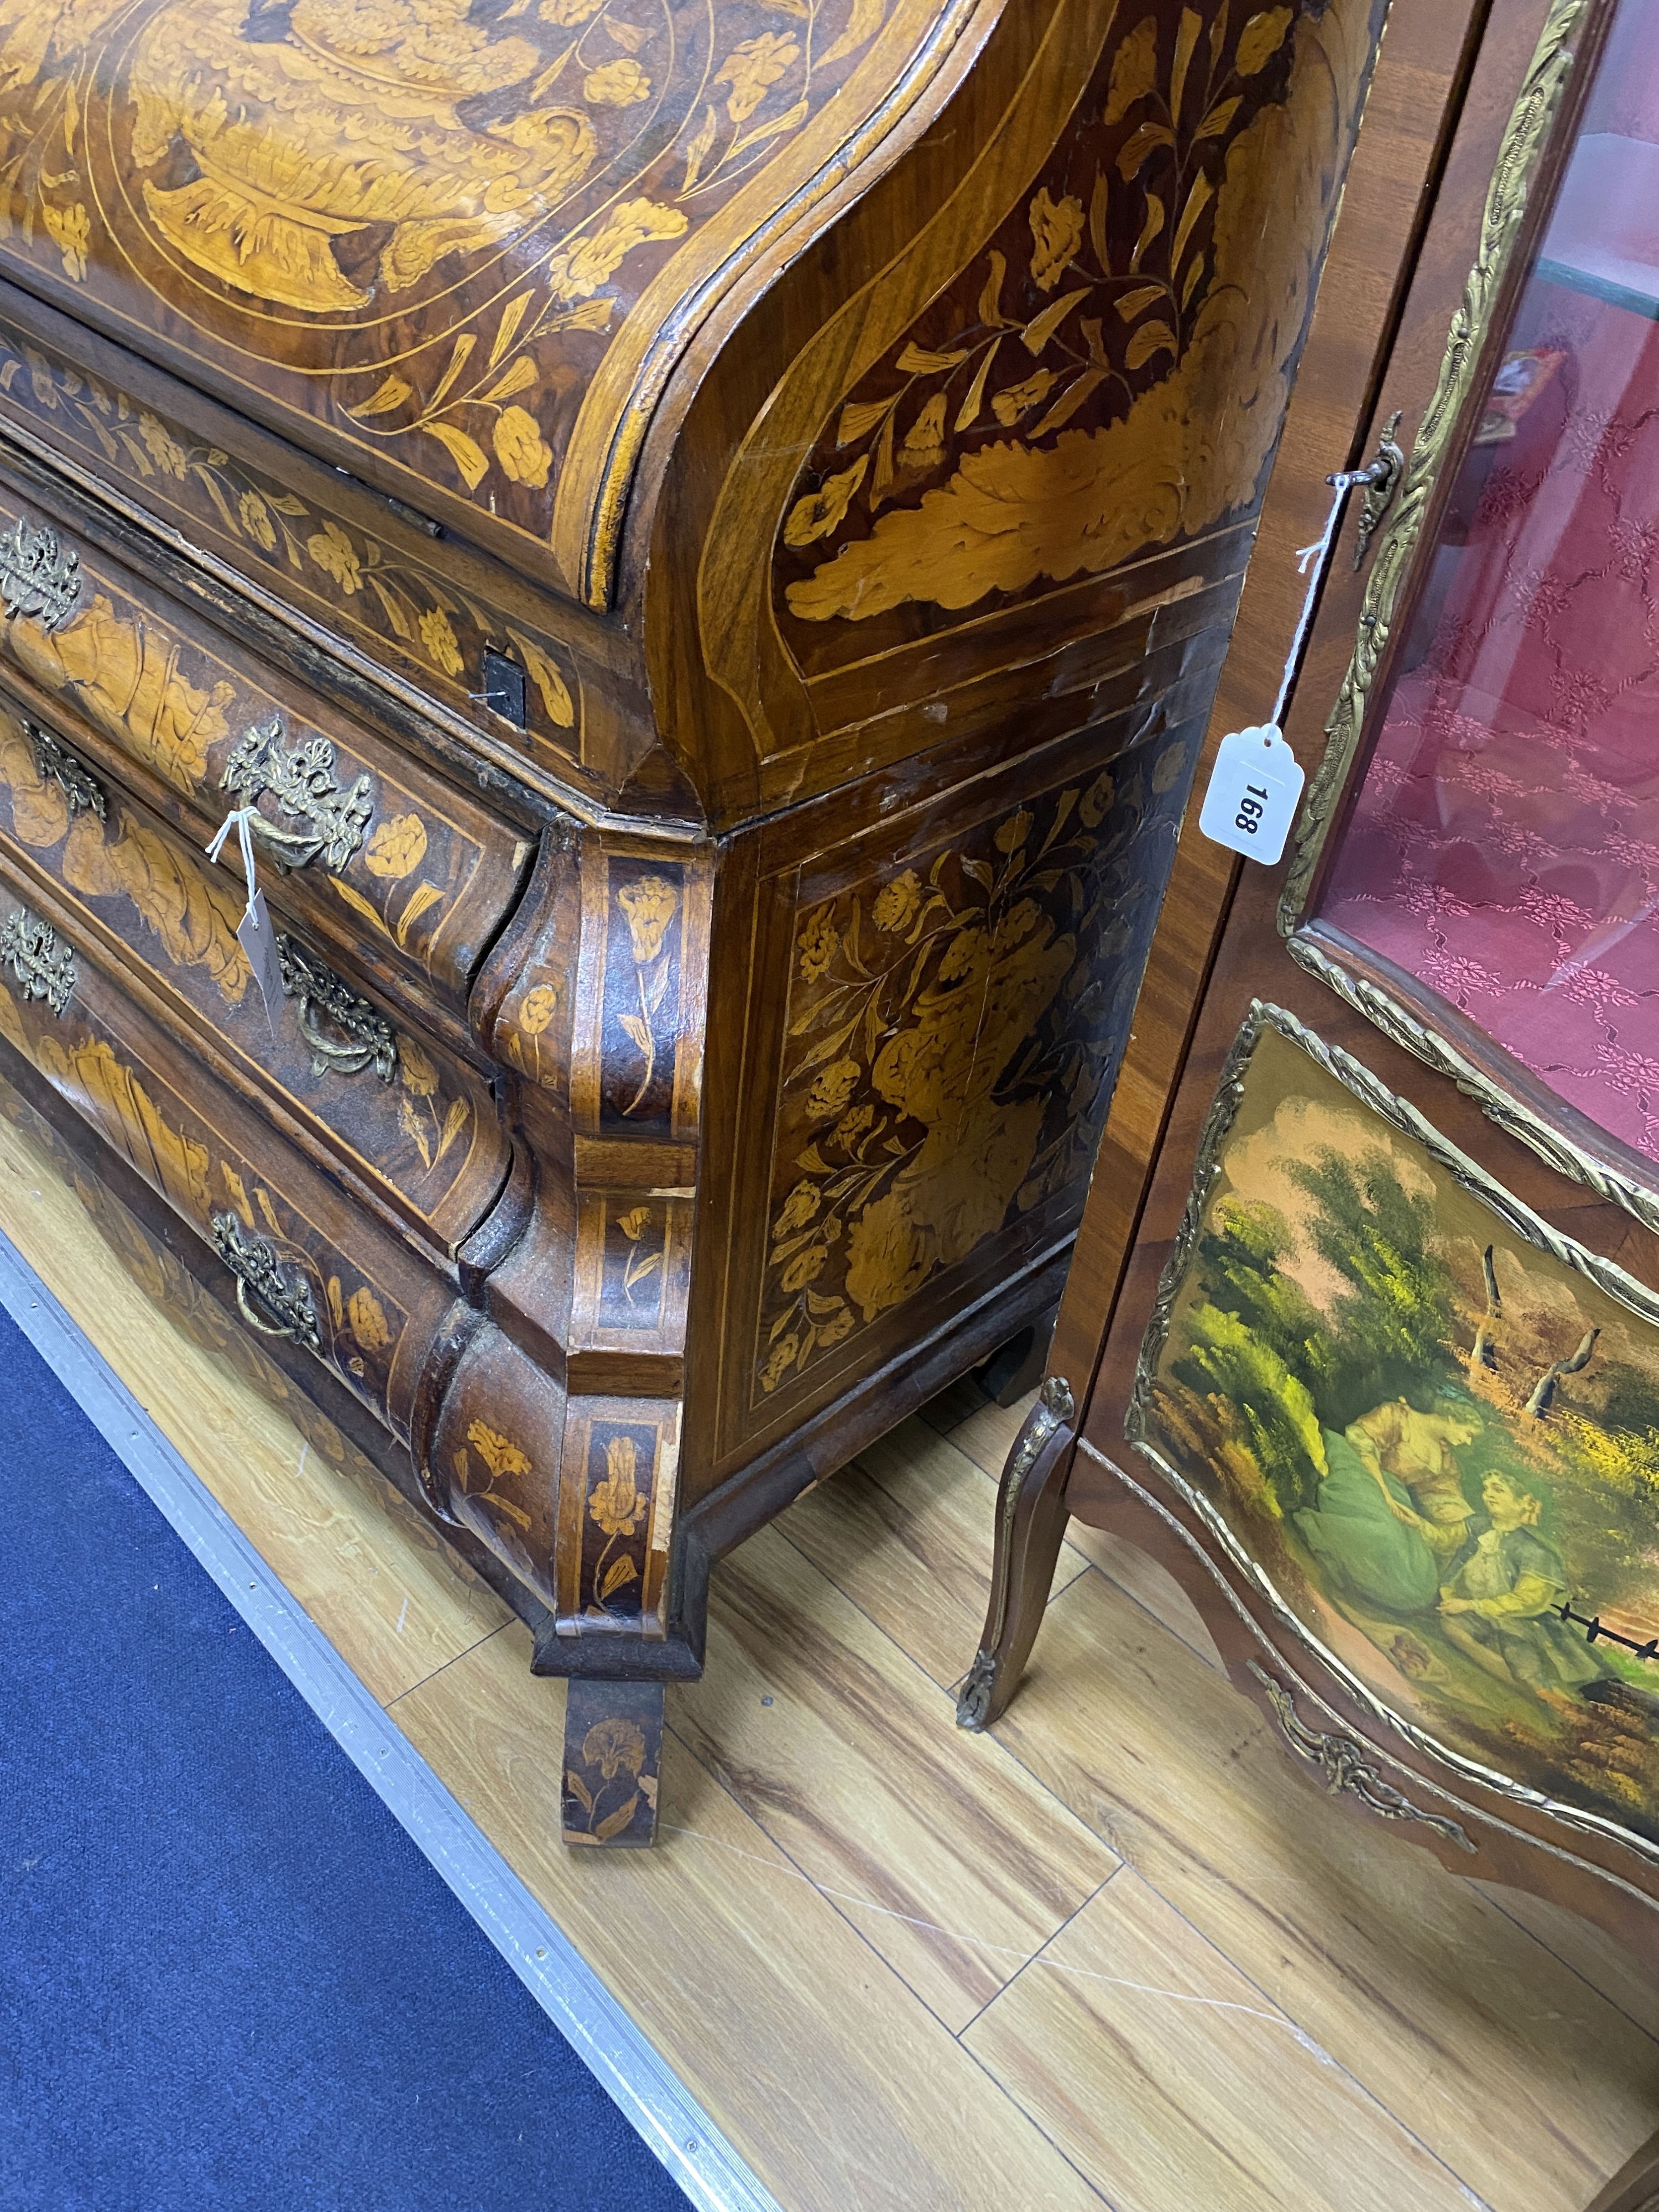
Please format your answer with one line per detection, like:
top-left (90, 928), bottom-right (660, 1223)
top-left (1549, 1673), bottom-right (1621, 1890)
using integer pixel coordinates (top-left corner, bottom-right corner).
top-left (1437, 1471), bottom-right (1609, 1694)
top-left (1293, 1397), bottom-right (1481, 1617)
top-left (1136, 1022), bottom-right (1659, 1839)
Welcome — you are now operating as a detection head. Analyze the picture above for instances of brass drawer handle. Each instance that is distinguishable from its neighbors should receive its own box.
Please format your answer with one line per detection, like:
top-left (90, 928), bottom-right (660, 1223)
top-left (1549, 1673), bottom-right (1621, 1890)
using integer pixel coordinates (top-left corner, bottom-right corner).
top-left (220, 716), bottom-right (373, 873)
top-left (0, 902), bottom-right (75, 1015)
top-left (276, 934), bottom-right (398, 1083)
top-left (0, 516), bottom-right (81, 630)
top-left (210, 1211), bottom-right (322, 1352)
top-left (26, 721), bottom-right (105, 820)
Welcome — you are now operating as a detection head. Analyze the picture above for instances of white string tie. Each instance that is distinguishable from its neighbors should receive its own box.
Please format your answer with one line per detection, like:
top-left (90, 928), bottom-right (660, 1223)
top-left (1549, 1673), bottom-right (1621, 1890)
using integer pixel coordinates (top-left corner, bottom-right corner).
top-left (206, 805), bottom-right (263, 926)
top-left (1271, 467), bottom-right (1370, 729)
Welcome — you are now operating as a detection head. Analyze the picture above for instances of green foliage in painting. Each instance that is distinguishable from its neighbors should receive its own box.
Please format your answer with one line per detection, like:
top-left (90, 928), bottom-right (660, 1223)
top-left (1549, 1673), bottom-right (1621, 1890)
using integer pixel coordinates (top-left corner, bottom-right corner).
top-left (1286, 1147), bottom-right (1459, 1426)
top-left (1188, 1198), bottom-right (1327, 1368)
top-left (1551, 1411), bottom-right (1659, 1613)
top-left (1171, 1151), bottom-right (1458, 1504)
top-left (1176, 1301), bottom-right (1326, 1517)
top-left (1171, 1198), bottom-right (1328, 1516)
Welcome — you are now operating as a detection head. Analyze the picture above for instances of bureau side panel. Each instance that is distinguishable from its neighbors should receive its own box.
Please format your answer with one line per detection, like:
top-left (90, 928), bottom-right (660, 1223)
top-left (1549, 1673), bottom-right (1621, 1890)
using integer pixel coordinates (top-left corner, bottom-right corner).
top-left (651, 0), bottom-right (1389, 825)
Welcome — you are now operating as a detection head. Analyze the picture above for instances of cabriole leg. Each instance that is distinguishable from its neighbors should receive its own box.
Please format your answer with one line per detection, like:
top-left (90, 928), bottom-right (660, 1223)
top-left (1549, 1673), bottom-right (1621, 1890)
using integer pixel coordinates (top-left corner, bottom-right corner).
top-left (956, 1376), bottom-right (1077, 1731)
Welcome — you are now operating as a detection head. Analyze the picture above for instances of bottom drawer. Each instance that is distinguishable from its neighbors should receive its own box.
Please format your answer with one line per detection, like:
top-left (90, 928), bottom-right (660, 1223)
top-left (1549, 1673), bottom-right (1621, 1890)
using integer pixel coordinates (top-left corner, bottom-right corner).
top-left (0, 883), bottom-right (457, 1438)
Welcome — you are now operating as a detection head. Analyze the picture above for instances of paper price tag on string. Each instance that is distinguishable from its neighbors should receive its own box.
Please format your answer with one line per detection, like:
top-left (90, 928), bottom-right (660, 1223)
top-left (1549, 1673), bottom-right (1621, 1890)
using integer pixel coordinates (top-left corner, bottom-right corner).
top-left (207, 805), bottom-right (284, 1034)
top-left (1198, 457), bottom-right (1371, 868)
top-left (1198, 724), bottom-right (1305, 863)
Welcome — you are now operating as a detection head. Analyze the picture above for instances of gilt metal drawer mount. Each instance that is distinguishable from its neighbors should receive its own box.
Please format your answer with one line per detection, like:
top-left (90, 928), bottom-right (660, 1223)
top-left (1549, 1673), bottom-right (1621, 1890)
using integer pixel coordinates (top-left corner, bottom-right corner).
top-left (0, 904), bottom-right (75, 1016)
top-left (210, 1211), bottom-right (322, 1352)
top-left (221, 719), bottom-right (373, 873)
top-left (276, 936), bottom-right (399, 1083)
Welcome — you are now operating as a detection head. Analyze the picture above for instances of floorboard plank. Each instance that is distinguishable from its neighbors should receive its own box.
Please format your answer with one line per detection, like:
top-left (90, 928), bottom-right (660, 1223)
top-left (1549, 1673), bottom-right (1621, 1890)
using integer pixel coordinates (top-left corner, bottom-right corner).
top-left (1061, 1522), bottom-right (1225, 1670)
top-left (964, 1866), bottom-right (1487, 2212)
top-left (987, 1569), bottom-right (1659, 2211)
top-left (946, 1391), bottom-right (1037, 1483)
top-left (1477, 1885), bottom-right (1659, 2046)
top-left (393, 1625), bottom-right (1115, 2212)
top-left (676, 1524), bottom-right (1117, 2031)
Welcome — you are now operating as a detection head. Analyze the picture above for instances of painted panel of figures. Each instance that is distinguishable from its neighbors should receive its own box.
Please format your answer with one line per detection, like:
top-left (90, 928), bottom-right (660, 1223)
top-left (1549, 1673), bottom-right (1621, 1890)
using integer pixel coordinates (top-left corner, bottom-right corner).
top-left (1135, 1012), bottom-right (1659, 1845)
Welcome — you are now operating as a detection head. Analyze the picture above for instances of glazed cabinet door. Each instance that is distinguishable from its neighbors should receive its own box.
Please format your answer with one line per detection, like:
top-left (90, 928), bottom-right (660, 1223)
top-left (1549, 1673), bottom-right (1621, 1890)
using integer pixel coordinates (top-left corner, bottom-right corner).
top-left (1058, 0), bottom-right (1659, 1940)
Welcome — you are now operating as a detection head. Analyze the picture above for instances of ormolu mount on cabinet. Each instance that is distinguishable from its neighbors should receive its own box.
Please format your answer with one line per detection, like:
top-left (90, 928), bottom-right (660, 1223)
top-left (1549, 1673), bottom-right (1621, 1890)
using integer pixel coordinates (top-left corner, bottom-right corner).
top-left (0, 0), bottom-right (1385, 1840)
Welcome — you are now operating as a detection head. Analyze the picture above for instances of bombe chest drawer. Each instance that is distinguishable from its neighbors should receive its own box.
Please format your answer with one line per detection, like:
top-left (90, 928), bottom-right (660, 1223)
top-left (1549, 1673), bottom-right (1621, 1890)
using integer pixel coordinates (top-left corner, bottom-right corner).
top-left (0, 0), bottom-right (1384, 1839)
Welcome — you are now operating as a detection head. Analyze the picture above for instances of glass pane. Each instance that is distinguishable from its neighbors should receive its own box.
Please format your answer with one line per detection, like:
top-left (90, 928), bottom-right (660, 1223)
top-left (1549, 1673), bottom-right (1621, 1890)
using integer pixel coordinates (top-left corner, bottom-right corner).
top-left (1313, 1), bottom-right (1659, 1163)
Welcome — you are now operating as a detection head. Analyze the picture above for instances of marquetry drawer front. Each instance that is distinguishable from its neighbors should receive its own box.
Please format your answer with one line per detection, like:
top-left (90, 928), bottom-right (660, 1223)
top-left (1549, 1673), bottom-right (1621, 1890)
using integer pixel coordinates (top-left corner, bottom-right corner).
top-left (0, 699), bottom-right (508, 1258)
top-left (0, 882), bottom-right (456, 1437)
top-left (0, 312), bottom-right (586, 781)
top-left (0, 479), bottom-right (529, 1032)
top-left (1126, 1003), bottom-right (1659, 1858)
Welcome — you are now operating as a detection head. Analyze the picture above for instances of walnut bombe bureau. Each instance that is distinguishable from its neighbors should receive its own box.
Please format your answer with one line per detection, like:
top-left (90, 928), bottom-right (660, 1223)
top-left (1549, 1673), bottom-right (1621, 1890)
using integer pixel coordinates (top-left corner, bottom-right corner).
top-left (0, 0), bottom-right (1384, 1841)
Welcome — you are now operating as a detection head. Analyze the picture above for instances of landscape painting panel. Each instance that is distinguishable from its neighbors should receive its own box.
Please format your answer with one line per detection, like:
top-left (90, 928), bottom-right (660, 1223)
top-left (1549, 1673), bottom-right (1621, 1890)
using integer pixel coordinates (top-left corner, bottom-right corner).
top-left (1138, 1015), bottom-right (1659, 1845)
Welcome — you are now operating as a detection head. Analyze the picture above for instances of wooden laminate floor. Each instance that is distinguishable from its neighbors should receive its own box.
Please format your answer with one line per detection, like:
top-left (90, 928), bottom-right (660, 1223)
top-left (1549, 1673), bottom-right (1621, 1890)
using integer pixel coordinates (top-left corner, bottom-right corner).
top-left (3, 1098), bottom-right (1655, 2212)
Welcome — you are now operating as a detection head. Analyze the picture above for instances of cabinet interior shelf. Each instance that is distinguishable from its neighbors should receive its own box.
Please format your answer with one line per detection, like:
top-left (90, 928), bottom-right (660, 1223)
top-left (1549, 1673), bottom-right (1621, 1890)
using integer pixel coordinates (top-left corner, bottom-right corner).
top-left (1534, 131), bottom-right (1659, 324)
top-left (1536, 252), bottom-right (1659, 323)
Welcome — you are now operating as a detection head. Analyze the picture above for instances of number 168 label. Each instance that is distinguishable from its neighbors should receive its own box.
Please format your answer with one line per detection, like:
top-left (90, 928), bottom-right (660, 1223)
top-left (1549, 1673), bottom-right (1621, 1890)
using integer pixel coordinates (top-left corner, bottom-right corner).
top-left (1197, 724), bottom-right (1306, 865)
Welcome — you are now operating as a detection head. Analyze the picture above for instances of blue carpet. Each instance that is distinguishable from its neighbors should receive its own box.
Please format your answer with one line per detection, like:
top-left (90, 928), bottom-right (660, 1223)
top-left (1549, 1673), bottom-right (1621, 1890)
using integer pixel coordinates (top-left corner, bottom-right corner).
top-left (0, 1302), bottom-right (693, 2212)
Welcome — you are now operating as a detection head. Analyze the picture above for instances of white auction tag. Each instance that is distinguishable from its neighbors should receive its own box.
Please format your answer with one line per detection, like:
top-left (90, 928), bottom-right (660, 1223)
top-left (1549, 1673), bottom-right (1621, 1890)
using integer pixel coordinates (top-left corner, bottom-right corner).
top-left (1198, 724), bottom-right (1305, 864)
top-left (208, 804), bottom-right (283, 1035)
top-left (237, 889), bottom-right (285, 1036)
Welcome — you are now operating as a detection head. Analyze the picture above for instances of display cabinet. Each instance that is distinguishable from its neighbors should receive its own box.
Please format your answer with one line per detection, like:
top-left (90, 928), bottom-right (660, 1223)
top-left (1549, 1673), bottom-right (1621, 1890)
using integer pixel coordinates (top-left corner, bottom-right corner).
top-left (966, 0), bottom-right (1659, 2194)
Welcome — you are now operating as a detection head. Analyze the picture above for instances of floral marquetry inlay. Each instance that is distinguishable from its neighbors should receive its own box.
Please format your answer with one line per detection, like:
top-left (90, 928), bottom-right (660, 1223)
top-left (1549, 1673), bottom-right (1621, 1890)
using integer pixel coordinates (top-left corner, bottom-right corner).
top-left (0, 324), bottom-right (583, 753)
top-left (562, 1692), bottom-right (660, 1846)
top-left (0, 0), bottom-right (913, 585)
top-left (572, 1407), bottom-right (672, 1626)
top-left (601, 861), bottom-right (686, 1131)
top-left (0, 973), bottom-right (415, 1421)
top-left (0, 713), bottom-right (248, 1005)
top-left (756, 732), bottom-right (1201, 1398)
top-left (589, 1432), bottom-right (648, 1606)
top-left (457, 1420), bottom-right (536, 1534)
top-left (776, 0), bottom-right (1376, 651)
